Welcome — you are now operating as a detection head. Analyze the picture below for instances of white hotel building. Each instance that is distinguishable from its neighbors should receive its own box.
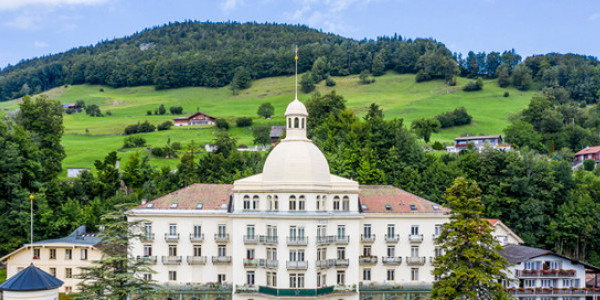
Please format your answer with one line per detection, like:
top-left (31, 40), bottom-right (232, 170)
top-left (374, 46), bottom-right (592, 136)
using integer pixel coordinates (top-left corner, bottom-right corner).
top-left (127, 97), bottom-right (523, 299)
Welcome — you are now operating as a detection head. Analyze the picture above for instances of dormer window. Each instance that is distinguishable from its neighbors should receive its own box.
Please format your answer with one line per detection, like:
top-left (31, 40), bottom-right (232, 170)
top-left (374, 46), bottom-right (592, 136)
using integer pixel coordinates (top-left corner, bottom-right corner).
top-left (196, 204), bottom-right (203, 210)
top-left (410, 205), bottom-right (417, 211)
top-left (146, 203), bottom-right (154, 209)
top-left (385, 205), bottom-right (392, 211)
top-left (170, 203), bottom-right (178, 209)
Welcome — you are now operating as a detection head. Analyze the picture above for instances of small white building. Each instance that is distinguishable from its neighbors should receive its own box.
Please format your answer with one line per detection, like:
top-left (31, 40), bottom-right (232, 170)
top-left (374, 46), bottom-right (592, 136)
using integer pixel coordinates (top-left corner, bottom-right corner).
top-left (446, 135), bottom-right (512, 153)
top-left (0, 263), bottom-right (63, 300)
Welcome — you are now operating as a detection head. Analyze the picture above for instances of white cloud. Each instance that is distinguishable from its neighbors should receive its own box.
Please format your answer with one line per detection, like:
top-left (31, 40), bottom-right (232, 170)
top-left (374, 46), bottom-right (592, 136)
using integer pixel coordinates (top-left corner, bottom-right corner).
top-left (221, 0), bottom-right (243, 12)
top-left (33, 41), bottom-right (48, 47)
top-left (0, 0), bottom-right (107, 11)
top-left (5, 13), bottom-right (42, 30)
top-left (590, 13), bottom-right (600, 21)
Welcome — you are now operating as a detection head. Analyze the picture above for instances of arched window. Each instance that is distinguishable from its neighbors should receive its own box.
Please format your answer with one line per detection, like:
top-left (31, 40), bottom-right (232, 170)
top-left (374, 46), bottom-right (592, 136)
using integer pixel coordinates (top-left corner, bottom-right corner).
top-left (316, 195), bottom-right (321, 210)
top-left (342, 196), bottom-right (350, 211)
top-left (333, 196), bottom-right (340, 210)
top-left (301, 118), bottom-right (305, 129)
top-left (322, 195), bottom-right (327, 211)
top-left (267, 195), bottom-right (272, 211)
top-left (298, 195), bottom-right (305, 211)
top-left (252, 195), bottom-right (259, 210)
top-left (274, 195), bottom-right (279, 210)
top-left (288, 118), bottom-right (292, 128)
top-left (243, 195), bottom-right (250, 210)
top-left (294, 117), bottom-right (299, 128)
top-left (289, 195), bottom-right (297, 211)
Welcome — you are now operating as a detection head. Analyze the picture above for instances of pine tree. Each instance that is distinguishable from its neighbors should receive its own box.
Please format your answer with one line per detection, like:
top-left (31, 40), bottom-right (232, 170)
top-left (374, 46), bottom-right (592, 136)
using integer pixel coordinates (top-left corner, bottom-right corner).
top-left (431, 178), bottom-right (513, 300)
top-left (76, 202), bottom-right (157, 300)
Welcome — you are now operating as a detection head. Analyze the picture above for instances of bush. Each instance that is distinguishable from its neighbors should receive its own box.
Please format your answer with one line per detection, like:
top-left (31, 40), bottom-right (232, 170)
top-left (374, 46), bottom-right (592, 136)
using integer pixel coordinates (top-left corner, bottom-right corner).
top-left (325, 75), bottom-right (336, 87)
top-left (157, 121), bottom-right (173, 131)
top-left (215, 119), bottom-right (230, 130)
top-left (447, 76), bottom-right (457, 86)
top-left (158, 104), bottom-right (166, 115)
top-left (169, 106), bottom-right (183, 114)
top-left (359, 70), bottom-right (374, 84)
top-left (463, 77), bottom-right (484, 91)
top-left (147, 110), bottom-right (152, 115)
top-left (432, 141), bottom-right (445, 150)
top-left (106, 110), bottom-right (112, 116)
top-left (433, 107), bottom-right (473, 128)
top-left (85, 104), bottom-right (102, 117)
top-left (124, 121), bottom-right (156, 135)
top-left (123, 136), bottom-right (146, 148)
top-left (150, 147), bottom-right (164, 157)
top-left (257, 102), bottom-right (274, 119)
top-left (503, 91), bottom-right (510, 97)
top-left (236, 117), bottom-right (253, 127)
top-left (65, 108), bottom-right (75, 114)
top-left (300, 72), bottom-right (315, 93)
top-left (584, 159), bottom-right (596, 171)
top-left (171, 142), bottom-right (182, 150)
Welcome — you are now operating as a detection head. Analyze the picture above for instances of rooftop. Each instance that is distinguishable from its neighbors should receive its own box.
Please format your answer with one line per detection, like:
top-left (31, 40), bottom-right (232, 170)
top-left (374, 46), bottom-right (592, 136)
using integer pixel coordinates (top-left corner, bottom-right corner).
top-left (135, 183), bottom-right (232, 210)
top-left (358, 185), bottom-right (449, 214)
top-left (28, 225), bottom-right (99, 247)
top-left (270, 126), bottom-right (285, 138)
top-left (455, 135), bottom-right (501, 141)
top-left (575, 145), bottom-right (600, 156)
top-left (0, 264), bottom-right (63, 292)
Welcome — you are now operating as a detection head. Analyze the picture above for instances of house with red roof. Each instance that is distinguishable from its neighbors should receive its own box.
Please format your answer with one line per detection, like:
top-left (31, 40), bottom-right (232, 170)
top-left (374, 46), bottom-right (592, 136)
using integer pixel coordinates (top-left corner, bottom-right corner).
top-left (173, 112), bottom-right (216, 126)
top-left (446, 135), bottom-right (512, 153)
top-left (574, 146), bottom-right (600, 164)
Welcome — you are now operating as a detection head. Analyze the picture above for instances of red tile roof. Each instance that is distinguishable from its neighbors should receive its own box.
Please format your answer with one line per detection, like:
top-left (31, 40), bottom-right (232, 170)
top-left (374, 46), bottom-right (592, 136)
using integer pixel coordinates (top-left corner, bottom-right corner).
top-left (485, 218), bottom-right (500, 225)
top-left (358, 185), bottom-right (449, 214)
top-left (575, 146), bottom-right (600, 156)
top-left (135, 184), bottom-right (232, 210)
top-left (455, 135), bottom-right (501, 141)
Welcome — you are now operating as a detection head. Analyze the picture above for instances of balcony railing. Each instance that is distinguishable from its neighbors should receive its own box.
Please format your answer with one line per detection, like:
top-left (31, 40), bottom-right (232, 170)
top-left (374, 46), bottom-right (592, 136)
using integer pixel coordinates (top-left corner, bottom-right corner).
top-left (189, 233), bottom-right (204, 242)
top-left (361, 234), bottom-right (375, 243)
top-left (161, 256), bottom-right (182, 265)
top-left (515, 269), bottom-right (576, 278)
top-left (406, 256), bottom-right (426, 266)
top-left (244, 258), bottom-right (258, 267)
top-left (335, 259), bottom-right (349, 267)
top-left (287, 236), bottom-right (308, 246)
top-left (214, 234), bottom-right (230, 243)
top-left (258, 259), bottom-right (278, 269)
top-left (140, 233), bottom-right (154, 242)
top-left (187, 256), bottom-right (207, 265)
top-left (382, 256), bottom-right (402, 265)
top-left (136, 255), bottom-right (157, 264)
top-left (316, 236), bottom-right (335, 245)
top-left (164, 233), bottom-right (180, 242)
top-left (316, 259), bottom-right (334, 269)
top-left (506, 288), bottom-right (600, 296)
top-left (408, 234), bottom-right (424, 243)
top-left (286, 261), bottom-right (308, 270)
top-left (335, 235), bottom-right (349, 244)
top-left (212, 256), bottom-right (232, 264)
top-left (385, 234), bottom-right (400, 243)
top-left (359, 256), bottom-right (377, 264)
top-left (244, 235), bottom-right (259, 244)
top-left (259, 235), bottom-right (278, 245)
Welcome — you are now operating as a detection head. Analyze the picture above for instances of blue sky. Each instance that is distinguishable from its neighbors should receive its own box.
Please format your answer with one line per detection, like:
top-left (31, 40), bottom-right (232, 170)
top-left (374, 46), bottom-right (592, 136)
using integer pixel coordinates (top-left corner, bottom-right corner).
top-left (1, 0), bottom-right (599, 68)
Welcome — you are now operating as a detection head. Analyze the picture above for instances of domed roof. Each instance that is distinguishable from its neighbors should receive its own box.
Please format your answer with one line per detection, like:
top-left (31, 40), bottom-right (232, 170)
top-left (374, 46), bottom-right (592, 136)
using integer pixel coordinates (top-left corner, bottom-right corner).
top-left (0, 264), bottom-right (63, 292)
top-left (262, 140), bottom-right (330, 184)
top-left (284, 99), bottom-right (308, 116)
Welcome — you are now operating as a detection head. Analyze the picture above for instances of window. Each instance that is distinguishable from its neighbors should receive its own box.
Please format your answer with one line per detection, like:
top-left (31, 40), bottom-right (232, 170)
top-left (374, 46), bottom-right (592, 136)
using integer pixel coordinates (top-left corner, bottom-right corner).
top-left (266, 271), bottom-right (277, 287)
top-left (298, 273), bottom-right (305, 288)
top-left (49, 267), bottom-right (56, 277)
top-left (247, 271), bottom-right (255, 286)
top-left (193, 245), bottom-right (202, 257)
top-left (524, 279), bottom-right (535, 288)
top-left (387, 224), bottom-right (395, 237)
top-left (218, 224), bottom-right (226, 238)
top-left (363, 268), bottom-right (371, 281)
top-left (363, 224), bottom-right (372, 238)
top-left (410, 205), bottom-right (417, 211)
top-left (169, 271), bottom-right (177, 281)
top-left (217, 274), bottom-right (226, 283)
top-left (301, 118), bottom-right (305, 129)
top-left (33, 248), bottom-right (40, 259)
top-left (267, 225), bottom-right (277, 238)
top-left (247, 249), bottom-right (255, 259)
top-left (337, 247), bottom-right (346, 260)
top-left (290, 274), bottom-right (297, 288)
top-left (387, 269), bottom-right (395, 281)
top-left (144, 222), bottom-right (152, 238)
top-left (316, 196), bottom-right (321, 210)
top-left (317, 225), bottom-right (326, 238)
top-left (193, 225), bottom-right (202, 238)
top-left (363, 246), bottom-right (372, 256)
top-left (66, 268), bottom-right (73, 278)
top-left (65, 249), bottom-right (72, 260)
top-left (321, 195), bottom-right (326, 211)
top-left (387, 246), bottom-right (395, 257)
top-left (252, 195), bottom-right (259, 210)
top-left (434, 224), bottom-right (442, 237)
top-left (169, 223), bottom-right (177, 236)
top-left (294, 117), bottom-right (299, 128)
top-left (289, 196), bottom-right (297, 210)
top-left (317, 248), bottom-right (326, 261)
top-left (411, 268), bottom-right (419, 281)
top-left (411, 246), bottom-right (419, 257)
top-left (318, 272), bottom-right (326, 287)
top-left (336, 270), bottom-right (345, 286)
top-left (218, 245), bottom-right (226, 257)
top-left (81, 249), bottom-right (88, 260)
top-left (144, 273), bottom-right (152, 281)
top-left (342, 196), bottom-right (349, 211)
top-left (267, 247), bottom-right (277, 260)
top-left (333, 196), bottom-right (340, 210)
top-left (50, 248), bottom-right (56, 259)
top-left (243, 195), bottom-right (250, 210)
top-left (435, 247), bottom-right (442, 257)
top-left (65, 286), bottom-right (72, 293)
top-left (274, 195), bottom-right (279, 210)
top-left (411, 225), bottom-right (419, 235)
top-left (298, 196), bottom-right (305, 210)
top-left (541, 279), bottom-right (556, 288)
top-left (337, 225), bottom-right (345, 238)
top-left (289, 249), bottom-right (305, 261)
top-left (247, 225), bottom-right (255, 238)
top-left (143, 245), bottom-right (152, 257)
top-left (168, 245), bottom-right (177, 256)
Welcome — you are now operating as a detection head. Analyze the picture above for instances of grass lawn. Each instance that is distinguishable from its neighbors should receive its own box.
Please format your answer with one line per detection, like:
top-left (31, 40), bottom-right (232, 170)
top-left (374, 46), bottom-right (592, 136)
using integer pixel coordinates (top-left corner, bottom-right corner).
top-left (0, 72), bottom-right (539, 177)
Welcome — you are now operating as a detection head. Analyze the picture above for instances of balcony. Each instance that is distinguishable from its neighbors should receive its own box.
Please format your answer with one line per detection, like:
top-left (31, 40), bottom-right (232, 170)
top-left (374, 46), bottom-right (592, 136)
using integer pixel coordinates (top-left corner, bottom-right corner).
top-left (238, 286), bottom-right (339, 297)
top-left (385, 234), bottom-right (399, 243)
top-left (506, 287), bottom-right (600, 296)
top-left (258, 259), bottom-right (278, 269)
top-left (212, 256), bottom-right (232, 264)
top-left (136, 255), bottom-right (157, 264)
top-left (406, 256), bottom-right (426, 266)
top-left (515, 269), bottom-right (576, 278)
top-left (140, 233), bottom-right (154, 242)
top-left (316, 236), bottom-right (334, 245)
top-left (286, 261), bottom-right (308, 270)
top-left (214, 234), bottom-right (230, 243)
top-left (187, 256), bottom-right (207, 265)
top-left (361, 234), bottom-right (375, 243)
top-left (409, 234), bottom-right (424, 243)
top-left (287, 236), bottom-right (308, 246)
top-left (161, 256), bottom-right (182, 265)
top-left (381, 256), bottom-right (402, 265)
top-left (164, 233), bottom-right (180, 242)
top-left (335, 235), bottom-right (349, 244)
top-left (189, 234), bottom-right (204, 242)
top-left (316, 259), bottom-right (334, 269)
top-left (244, 258), bottom-right (258, 267)
top-left (335, 259), bottom-right (349, 267)
top-left (359, 255), bottom-right (377, 265)
top-left (259, 235), bottom-right (278, 245)
top-left (244, 235), bottom-right (259, 244)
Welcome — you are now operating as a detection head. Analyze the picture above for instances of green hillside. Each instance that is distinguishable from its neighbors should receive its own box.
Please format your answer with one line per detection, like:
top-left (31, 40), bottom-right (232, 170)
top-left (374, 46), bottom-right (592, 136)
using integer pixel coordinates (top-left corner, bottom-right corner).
top-left (0, 72), bottom-right (538, 176)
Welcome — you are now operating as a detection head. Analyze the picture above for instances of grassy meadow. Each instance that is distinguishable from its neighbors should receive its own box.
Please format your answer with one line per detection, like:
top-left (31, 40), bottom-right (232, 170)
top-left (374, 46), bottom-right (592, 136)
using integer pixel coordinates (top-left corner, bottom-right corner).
top-left (0, 72), bottom-right (538, 177)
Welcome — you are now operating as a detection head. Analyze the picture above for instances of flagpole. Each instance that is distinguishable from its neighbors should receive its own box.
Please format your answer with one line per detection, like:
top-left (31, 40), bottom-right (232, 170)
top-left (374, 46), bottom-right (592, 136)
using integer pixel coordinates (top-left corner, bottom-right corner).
top-left (295, 45), bottom-right (298, 100)
top-left (30, 194), bottom-right (34, 262)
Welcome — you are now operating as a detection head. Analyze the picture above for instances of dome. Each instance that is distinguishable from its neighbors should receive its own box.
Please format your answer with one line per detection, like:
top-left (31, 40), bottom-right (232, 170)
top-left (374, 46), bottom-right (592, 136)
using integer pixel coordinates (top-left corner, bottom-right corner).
top-left (0, 264), bottom-right (63, 292)
top-left (262, 140), bottom-right (330, 184)
top-left (284, 99), bottom-right (308, 116)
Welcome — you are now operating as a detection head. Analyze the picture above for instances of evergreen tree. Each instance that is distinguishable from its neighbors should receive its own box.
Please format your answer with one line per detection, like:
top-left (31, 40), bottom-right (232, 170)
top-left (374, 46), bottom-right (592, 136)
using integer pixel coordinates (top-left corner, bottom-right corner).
top-left (371, 52), bottom-right (385, 76)
top-left (230, 66), bottom-right (252, 95)
top-left (431, 178), bottom-right (513, 300)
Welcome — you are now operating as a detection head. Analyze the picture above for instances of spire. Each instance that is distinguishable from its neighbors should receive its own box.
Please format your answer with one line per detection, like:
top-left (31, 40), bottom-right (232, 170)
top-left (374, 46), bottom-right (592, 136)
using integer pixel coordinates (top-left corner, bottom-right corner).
top-left (294, 45), bottom-right (298, 100)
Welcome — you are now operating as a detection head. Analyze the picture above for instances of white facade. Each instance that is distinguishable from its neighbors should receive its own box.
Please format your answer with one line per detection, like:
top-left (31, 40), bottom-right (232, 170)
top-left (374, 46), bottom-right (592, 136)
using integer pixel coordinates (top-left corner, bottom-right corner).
top-left (2, 289), bottom-right (60, 300)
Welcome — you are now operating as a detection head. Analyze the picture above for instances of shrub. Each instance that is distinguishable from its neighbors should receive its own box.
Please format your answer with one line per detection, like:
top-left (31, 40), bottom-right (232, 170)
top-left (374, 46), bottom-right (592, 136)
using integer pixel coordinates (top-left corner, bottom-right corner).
top-left (257, 102), bottom-right (274, 119)
top-left (158, 104), bottom-right (166, 115)
top-left (85, 104), bottom-right (102, 117)
top-left (157, 121), bottom-right (173, 131)
top-left (124, 121), bottom-right (156, 135)
top-left (123, 136), bottom-right (146, 148)
top-left (171, 142), bottom-right (182, 150)
top-left (106, 110), bottom-right (112, 116)
top-left (65, 108), bottom-right (75, 114)
top-left (151, 147), bottom-right (164, 157)
top-left (215, 119), bottom-right (230, 130)
top-left (432, 141), bottom-right (445, 150)
top-left (236, 117), bottom-right (253, 127)
top-left (503, 91), bottom-right (510, 97)
top-left (147, 110), bottom-right (152, 115)
top-left (447, 76), bottom-right (457, 86)
top-left (124, 124), bottom-right (139, 135)
top-left (433, 107), bottom-right (472, 128)
top-left (584, 159), bottom-right (596, 171)
top-left (463, 77), bottom-right (484, 91)
top-left (325, 75), bottom-right (336, 87)
top-left (169, 106), bottom-right (183, 114)
top-left (359, 70), bottom-right (374, 84)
